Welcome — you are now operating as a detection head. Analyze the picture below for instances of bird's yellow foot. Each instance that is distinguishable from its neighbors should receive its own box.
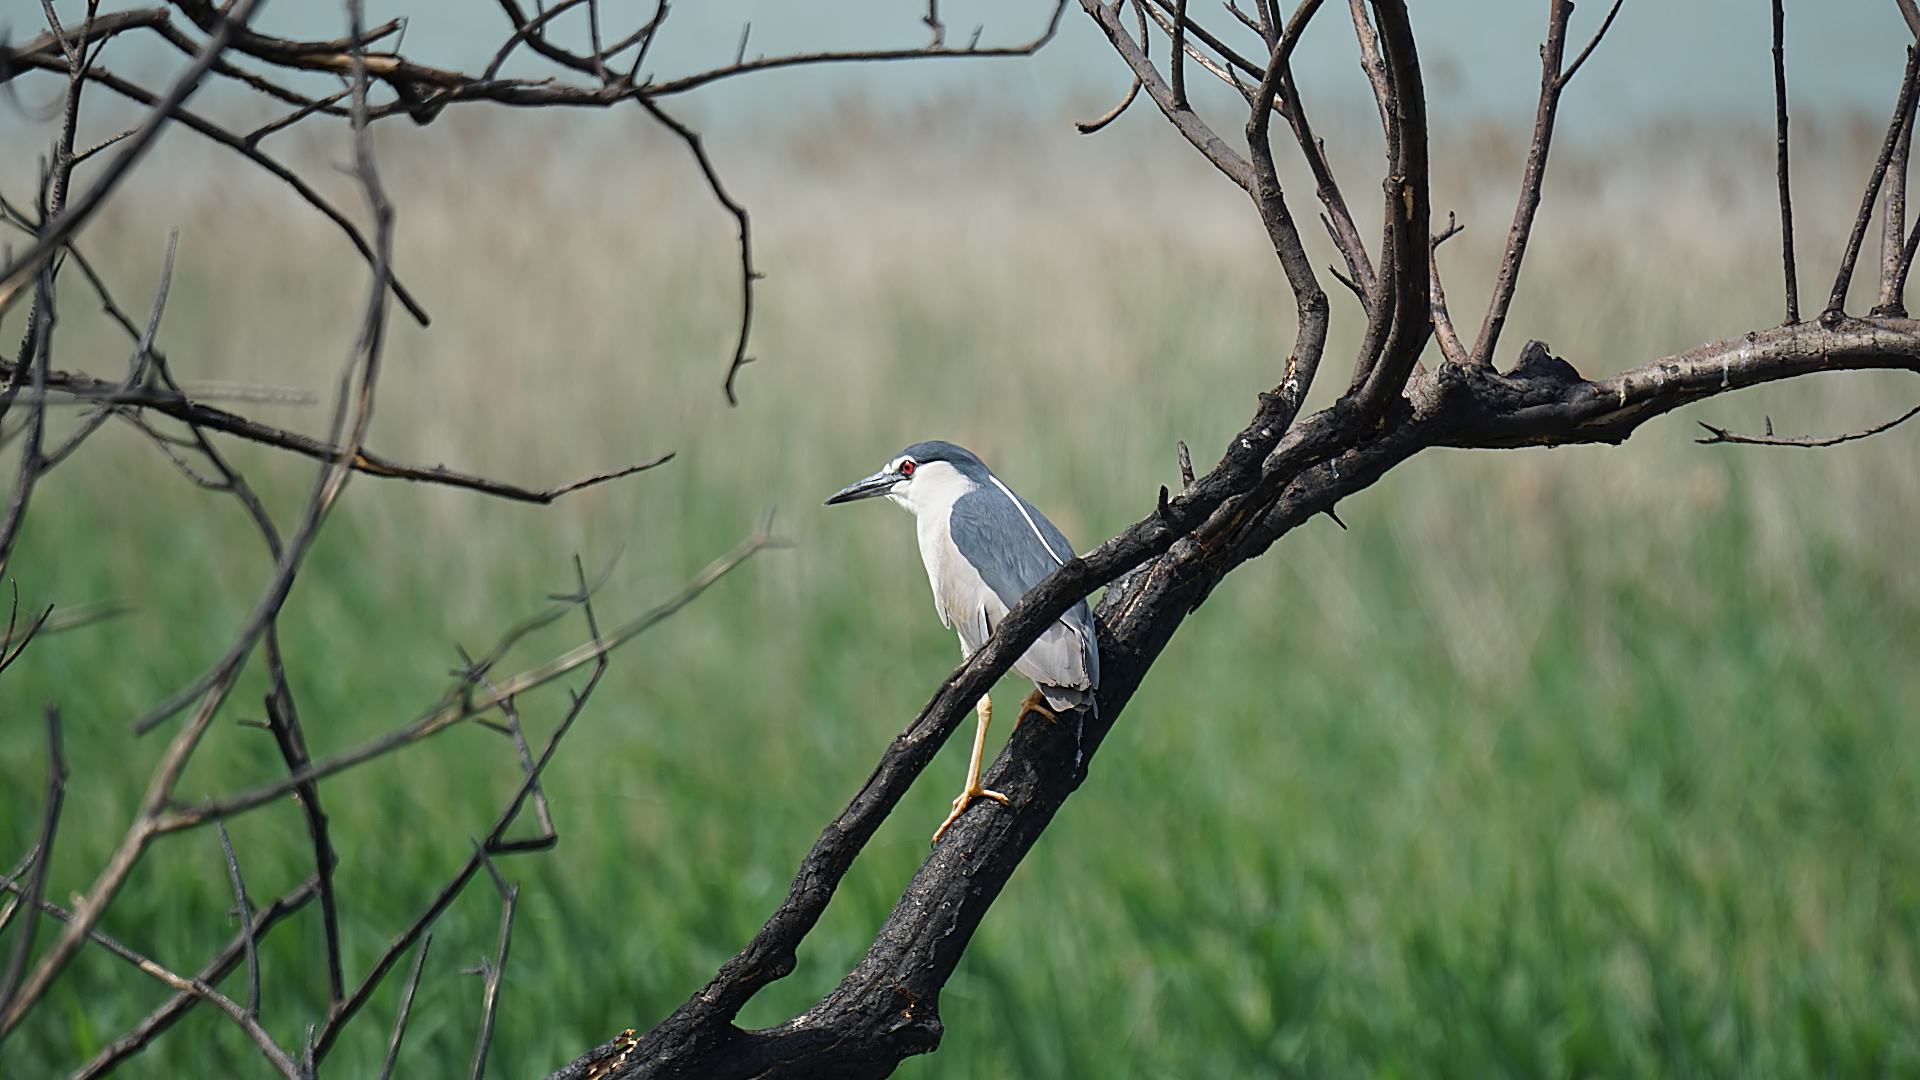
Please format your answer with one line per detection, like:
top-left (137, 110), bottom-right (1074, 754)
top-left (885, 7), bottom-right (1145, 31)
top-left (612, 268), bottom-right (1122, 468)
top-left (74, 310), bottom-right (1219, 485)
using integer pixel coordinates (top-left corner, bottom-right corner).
top-left (933, 692), bottom-right (1011, 843)
top-left (1013, 687), bottom-right (1058, 726)
top-left (932, 784), bottom-right (1010, 843)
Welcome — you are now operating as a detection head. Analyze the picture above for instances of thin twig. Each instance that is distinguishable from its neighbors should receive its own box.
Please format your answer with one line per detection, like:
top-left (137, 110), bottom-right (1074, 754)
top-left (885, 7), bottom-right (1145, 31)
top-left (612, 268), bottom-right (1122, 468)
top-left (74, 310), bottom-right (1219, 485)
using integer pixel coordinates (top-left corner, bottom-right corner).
top-left (159, 521), bottom-right (781, 833)
top-left (634, 97), bottom-right (761, 405)
top-left (1882, 66), bottom-right (1919, 316)
top-left (71, 880), bottom-right (314, 1077)
top-left (0, 706), bottom-right (65, 1030)
top-left (1559, 0), bottom-right (1624, 86)
top-left (1470, 0), bottom-right (1576, 366)
top-left (214, 821), bottom-right (259, 1019)
top-left (1825, 45), bottom-right (1920, 325)
top-left (1075, 76), bottom-right (1141, 133)
top-left (0, 601), bottom-right (54, 677)
top-left (1696, 403), bottom-right (1920, 447)
top-left (1430, 211), bottom-right (1468, 364)
top-left (0, 665), bottom-right (240, 1040)
top-left (15, 357), bottom-right (673, 501)
top-left (41, 229), bottom-right (175, 472)
top-left (298, 526), bottom-right (765, 1065)
top-left (376, 934), bottom-right (432, 1080)
top-left (1171, 0), bottom-right (1189, 106)
top-left (1772, 0), bottom-right (1799, 324)
top-left (1347, 0), bottom-right (1391, 137)
top-left (469, 852), bottom-right (518, 1080)
top-left (0, 874), bottom-right (301, 1077)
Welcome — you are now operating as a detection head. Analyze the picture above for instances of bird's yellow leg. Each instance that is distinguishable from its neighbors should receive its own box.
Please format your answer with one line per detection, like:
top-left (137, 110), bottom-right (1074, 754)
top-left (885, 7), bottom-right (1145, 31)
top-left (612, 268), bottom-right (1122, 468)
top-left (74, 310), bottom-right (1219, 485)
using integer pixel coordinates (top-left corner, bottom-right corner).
top-left (1012, 687), bottom-right (1058, 728)
top-left (932, 692), bottom-right (1010, 843)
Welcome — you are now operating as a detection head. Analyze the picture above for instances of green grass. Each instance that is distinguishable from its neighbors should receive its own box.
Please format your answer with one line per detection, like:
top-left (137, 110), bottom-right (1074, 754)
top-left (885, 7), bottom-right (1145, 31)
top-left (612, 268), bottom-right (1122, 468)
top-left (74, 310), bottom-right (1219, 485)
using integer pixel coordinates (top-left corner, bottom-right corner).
top-left (3, 107), bottom-right (1919, 1078)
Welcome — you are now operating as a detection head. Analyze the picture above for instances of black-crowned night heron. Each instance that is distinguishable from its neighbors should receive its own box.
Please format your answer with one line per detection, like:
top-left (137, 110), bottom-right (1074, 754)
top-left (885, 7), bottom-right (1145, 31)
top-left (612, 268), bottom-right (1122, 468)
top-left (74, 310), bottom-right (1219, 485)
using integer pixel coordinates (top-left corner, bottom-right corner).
top-left (827, 441), bottom-right (1099, 842)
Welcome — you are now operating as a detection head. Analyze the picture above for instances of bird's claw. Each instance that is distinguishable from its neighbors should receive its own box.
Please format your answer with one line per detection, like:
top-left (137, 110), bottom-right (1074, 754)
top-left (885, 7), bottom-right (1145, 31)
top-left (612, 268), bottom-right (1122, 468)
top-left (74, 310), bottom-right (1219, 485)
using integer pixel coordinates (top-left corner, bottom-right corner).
top-left (932, 786), bottom-right (1009, 843)
top-left (1013, 688), bottom-right (1058, 727)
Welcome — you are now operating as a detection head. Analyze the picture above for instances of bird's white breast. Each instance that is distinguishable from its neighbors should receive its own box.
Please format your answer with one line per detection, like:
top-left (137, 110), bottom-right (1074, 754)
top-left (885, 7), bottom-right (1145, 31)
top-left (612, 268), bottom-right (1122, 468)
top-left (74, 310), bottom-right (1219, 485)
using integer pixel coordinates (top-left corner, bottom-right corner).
top-left (887, 461), bottom-right (999, 649)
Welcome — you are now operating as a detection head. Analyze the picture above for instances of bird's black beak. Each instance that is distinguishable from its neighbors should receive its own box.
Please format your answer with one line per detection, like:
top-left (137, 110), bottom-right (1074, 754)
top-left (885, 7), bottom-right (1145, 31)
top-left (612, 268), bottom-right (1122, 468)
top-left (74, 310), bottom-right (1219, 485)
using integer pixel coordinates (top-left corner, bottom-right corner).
top-left (825, 470), bottom-right (897, 505)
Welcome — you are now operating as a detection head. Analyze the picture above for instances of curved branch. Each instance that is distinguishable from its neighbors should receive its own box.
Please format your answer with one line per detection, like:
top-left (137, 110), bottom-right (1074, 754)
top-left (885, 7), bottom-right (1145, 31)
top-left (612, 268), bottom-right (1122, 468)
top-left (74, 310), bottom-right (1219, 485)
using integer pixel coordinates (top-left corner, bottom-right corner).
top-left (634, 98), bottom-right (760, 405)
top-left (12, 361), bottom-right (672, 502)
top-left (1082, 0), bottom-right (1253, 188)
top-left (1697, 403), bottom-right (1920, 446)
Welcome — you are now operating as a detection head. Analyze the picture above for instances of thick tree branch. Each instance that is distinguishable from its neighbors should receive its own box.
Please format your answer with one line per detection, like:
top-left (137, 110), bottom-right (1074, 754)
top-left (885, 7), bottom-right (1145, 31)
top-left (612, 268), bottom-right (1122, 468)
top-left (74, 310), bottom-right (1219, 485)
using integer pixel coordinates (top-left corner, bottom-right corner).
top-left (1347, 0), bottom-right (1431, 410)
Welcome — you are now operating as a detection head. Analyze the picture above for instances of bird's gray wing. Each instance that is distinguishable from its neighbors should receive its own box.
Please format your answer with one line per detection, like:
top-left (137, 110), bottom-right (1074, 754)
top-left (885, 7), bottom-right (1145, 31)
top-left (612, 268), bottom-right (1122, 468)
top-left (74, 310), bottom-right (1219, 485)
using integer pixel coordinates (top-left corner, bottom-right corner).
top-left (950, 485), bottom-right (1099, 692)
top-left (949, 486), bottom-right (1064, 609)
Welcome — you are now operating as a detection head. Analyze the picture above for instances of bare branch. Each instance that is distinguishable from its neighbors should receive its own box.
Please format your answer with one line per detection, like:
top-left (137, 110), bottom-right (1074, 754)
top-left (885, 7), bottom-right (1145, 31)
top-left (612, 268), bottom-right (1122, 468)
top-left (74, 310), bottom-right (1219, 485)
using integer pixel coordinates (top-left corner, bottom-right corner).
top-left (1883, 66), bottom-right (1919, 316)
top-left (71, 878), bottom-right (317, 1080)
top-left (1558, 0), bottom-right (1624, 86)
top-left (1773, 0), bottom-right (1800, 324)
top-left (633, 98), bottom-right (761, 405)
top-left (313, 570), bottom-right (623, 1066)
top-left (155, 520), bottom-right (781, 835)
top-left (1430, 211), bottom-right (1468, 364)
top-left (0, 666), bottom-right (239, 1039)
top-left (0, 599), bottom-right (55, 677)
top-left (469, 852), bottom-right (518, 1080)
top-left (1348, 0), bottom-right (1432, 411)
top-left (1469, 0), bottom-right (1575, 367)
top-left (125, 17), bottom-right (406, 739)
top-left (1825, 45), bottom-right (1920, 325)
top-left (41, 230), bottom-right (175, 473)
top-left (1075, 76), bottom-right (1141, 134)
top-left (0, 7), bottom-right (171, 85)
top-left (11, 360), bottom-right (674, 502)
top-left (214, 821), bottom-right (259, 1020)
top-left (9, 54), bottom-right (433, 325)
top-left (376, 935), bottom-right (432, 1080)
top-left (1696, 403), bottom-right (1920, 447)
top-left (0, 875), bottom-right (301, 1078)
top-left (1346, 0), bottom-right (1391, 137)
top-left (0, 706), bottom-right (66, 1031)
top-left (1244, 0), bottom-right (1332, 412)
top-left (1171, 0), bottom-right (1190, 106)
top-left (1081, 0), bottom-right (1254, 189)
top-left (642, 3), bottom-right (1068, 98)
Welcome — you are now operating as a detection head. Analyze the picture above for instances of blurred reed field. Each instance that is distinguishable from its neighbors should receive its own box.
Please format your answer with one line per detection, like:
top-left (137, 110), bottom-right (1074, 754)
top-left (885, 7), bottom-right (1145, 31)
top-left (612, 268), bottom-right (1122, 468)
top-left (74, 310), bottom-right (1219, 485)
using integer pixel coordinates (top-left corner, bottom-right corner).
top-left (3, 97), bottom-right (1920, 1078)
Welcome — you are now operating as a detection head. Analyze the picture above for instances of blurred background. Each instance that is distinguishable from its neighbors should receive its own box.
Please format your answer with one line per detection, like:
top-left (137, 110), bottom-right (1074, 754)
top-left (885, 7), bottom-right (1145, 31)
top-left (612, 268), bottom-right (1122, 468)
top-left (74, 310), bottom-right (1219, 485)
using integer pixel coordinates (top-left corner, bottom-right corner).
top-left (3, 1), bottom-right (1920, 1076)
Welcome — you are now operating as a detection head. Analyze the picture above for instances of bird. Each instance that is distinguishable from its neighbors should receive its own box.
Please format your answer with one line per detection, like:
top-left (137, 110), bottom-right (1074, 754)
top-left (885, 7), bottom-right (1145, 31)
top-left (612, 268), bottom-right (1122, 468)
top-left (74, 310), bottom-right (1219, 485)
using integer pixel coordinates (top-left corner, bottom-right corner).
top-left (826, 440), bottom-right (1099, 842)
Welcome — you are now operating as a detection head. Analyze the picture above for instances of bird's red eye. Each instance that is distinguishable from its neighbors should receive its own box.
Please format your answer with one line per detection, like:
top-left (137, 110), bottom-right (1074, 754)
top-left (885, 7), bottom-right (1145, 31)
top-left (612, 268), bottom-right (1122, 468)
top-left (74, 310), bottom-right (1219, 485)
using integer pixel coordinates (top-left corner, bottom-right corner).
top-left (900, 460), bottom-right (916, 476)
